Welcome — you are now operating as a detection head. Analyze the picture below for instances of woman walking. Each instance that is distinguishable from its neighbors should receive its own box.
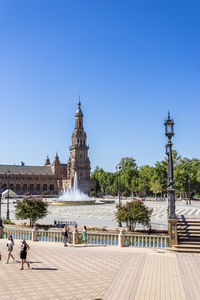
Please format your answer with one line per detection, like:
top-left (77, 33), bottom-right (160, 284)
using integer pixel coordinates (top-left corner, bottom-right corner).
top-left (6, 235), bottom-right (15, 263)
top-left (20, 239), bottom-right (30, 270)
top-left (64, 226), bottom-right (68, 247)
top-left (82, 226), bottom-right (87, 246)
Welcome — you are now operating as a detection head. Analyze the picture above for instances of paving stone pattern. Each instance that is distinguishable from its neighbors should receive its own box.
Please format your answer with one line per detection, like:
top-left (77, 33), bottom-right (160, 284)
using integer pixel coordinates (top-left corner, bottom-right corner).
top-left (2, 201), bottom-right (200, 227)
top-left (1, 240), bottom-right (200, 299)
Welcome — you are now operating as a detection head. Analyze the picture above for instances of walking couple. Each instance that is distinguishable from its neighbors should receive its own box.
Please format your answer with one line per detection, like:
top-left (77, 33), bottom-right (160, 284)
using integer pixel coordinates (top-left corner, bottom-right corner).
top-left (6, 235), bottom-right (30, 270)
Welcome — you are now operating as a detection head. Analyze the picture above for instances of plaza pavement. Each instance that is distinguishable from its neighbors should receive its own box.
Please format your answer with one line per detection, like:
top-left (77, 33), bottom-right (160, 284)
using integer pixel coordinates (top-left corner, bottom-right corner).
top-left (0, 240), bottom-right (200, 300)
top-left (2, 201), bottom-right (200, 228)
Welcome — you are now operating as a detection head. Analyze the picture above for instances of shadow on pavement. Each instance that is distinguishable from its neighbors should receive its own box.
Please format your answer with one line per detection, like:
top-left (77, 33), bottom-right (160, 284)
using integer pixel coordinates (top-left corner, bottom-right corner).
top-left (31, 267), bottom-right (58, 271)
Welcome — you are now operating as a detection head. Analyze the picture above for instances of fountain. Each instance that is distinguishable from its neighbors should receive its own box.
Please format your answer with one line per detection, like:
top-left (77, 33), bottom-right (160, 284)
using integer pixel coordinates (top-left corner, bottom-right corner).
top-left (52, 173), bottom-right (95, 205)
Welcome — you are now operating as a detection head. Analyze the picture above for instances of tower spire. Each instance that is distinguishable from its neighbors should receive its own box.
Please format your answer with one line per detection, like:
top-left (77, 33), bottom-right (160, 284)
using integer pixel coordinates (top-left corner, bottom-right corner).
top-left (44, 155), bottom-right (51, 166)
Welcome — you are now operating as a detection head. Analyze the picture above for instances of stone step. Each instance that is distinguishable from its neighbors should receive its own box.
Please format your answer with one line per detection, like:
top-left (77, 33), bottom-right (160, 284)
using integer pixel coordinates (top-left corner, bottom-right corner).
top-left (178, 233), bottom-right (200, 237)
top-left (177, 228), bottom-right (200, 235)
top-left (178, 240), bottom-right (200, 245)
top-left (177, 222), bottom-right (200, 226)
top-left (168, 247), bottom-right (200, 253)
top-left (174, 244), bottom-right (200, 249)
top-left (177, 227), bottom-right (200, 231)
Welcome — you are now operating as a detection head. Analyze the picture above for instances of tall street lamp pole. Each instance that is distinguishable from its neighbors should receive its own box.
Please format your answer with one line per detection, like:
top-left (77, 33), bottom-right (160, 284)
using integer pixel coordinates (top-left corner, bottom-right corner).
top-left (188, 178), bottom-right (191, 205)
top-left (116, 163), bottom-right (122, 227)
top-left (0, 179), bottom-right (2, 226)
top-left (7, 171), bottom-right (10, 220)
top-left (164, 112), bottom-right (176, 219)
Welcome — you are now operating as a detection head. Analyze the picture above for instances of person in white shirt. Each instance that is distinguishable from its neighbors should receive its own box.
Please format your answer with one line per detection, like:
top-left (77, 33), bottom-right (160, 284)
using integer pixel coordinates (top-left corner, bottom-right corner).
top-left (6, 235), bottom-right (15, 263)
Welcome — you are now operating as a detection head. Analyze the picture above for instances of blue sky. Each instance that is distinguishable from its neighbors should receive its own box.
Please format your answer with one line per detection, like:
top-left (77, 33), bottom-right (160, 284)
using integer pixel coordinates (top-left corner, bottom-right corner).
top-left (0, 0), bottom-right (200, 172)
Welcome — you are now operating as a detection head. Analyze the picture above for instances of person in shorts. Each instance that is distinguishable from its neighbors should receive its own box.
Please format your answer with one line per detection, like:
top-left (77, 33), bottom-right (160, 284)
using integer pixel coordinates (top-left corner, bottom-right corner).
top-left (6, 235), bottom-right (15, 263)
top-left (64, 226), bottom-right (68, 247)
top-left (20, 239), bottom-right (30, 270)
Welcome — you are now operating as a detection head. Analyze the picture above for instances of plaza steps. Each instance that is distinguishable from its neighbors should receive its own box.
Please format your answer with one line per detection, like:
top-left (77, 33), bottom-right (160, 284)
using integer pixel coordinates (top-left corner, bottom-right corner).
top-left (169, 217), bottom-right (200, 253)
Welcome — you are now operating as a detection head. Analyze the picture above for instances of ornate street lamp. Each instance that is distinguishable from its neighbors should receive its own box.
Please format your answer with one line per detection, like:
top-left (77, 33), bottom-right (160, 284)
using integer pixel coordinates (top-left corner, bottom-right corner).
top-left (187, 178), bottom-right (191, 205)
top-left (164, 112), bottom-right (176, 219)
top-left (7, 171), bottom-right (10, 220)
top-left (116, 163), bottom-right (122, 227)
top-left (0, 179), bottom-right (2, 226)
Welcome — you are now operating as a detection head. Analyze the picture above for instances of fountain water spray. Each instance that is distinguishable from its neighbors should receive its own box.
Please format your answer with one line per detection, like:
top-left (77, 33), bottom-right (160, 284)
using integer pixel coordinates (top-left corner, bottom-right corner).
top-left (58, 172), bottom-right (91, 201)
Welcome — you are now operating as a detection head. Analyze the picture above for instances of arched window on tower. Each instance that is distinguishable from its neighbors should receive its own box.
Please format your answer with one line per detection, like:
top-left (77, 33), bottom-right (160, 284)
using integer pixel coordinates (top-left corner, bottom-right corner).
top-left (16, 184), bottom-right (21, 192)
top-left (2, 184), bottom-right (7, 191)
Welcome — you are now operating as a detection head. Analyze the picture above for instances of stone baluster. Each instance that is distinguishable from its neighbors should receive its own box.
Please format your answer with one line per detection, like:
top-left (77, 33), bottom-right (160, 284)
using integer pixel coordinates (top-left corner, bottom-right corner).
top-left (32, 226), bottom-right (38, 242)
top-left (72, 227), bottom-right (79, 245)
top-left (118, 229), bottom-right (125, 247)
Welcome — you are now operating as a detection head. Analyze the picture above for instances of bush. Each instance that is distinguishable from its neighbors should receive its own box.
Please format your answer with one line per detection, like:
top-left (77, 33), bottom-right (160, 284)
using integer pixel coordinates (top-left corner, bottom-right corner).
top-left (15, 196), bottom-right (48, 226)
top-left (2, 219), bottom-right (15, 225)
top-left (90, 191), bottom-right (96, 197)
top-left (116, 200), bottom-right (153, 231)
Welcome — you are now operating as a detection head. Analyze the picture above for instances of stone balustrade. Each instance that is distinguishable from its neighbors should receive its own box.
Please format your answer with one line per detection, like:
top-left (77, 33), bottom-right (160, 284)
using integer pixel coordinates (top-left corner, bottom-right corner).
top-left (1, 226), bottom-right (169, 248)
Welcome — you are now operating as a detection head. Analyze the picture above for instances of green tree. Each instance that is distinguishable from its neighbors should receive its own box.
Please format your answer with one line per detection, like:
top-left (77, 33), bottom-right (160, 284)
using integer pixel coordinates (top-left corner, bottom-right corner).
top-left (15, 197), bottom-right (48, 226)
top-left (119, 157), bottom-right (138, 194)
top-left (150, 178), bottom-right (161, 200)
top-left (137, 165), bottom-right (154, 196)
top-left (116, 200), bottom-right (153, 231)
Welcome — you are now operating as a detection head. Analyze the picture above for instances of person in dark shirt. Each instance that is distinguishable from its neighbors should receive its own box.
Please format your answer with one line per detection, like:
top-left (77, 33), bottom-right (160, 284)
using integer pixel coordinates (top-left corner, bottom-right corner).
top-left (20, 239), bottom-right (30, 270)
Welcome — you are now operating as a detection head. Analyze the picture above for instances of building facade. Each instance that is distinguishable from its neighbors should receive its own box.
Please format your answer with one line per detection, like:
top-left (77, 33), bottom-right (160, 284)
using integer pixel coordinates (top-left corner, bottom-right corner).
top-left (0, 101), bottom-right (95, 195)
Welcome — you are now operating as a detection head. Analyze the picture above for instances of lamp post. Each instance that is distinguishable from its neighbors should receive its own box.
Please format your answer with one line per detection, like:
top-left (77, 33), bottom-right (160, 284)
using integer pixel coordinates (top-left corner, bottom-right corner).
top-left (164, 112), bottom-right (176, 219)
top-left (6, 171), bottom-right (10, 220)
top-left (188, 178), bottom-right (191, 205)
top-left (116, 163), bottom-right (122, 227)
top-left (0, 179), bottom-right (2, 226)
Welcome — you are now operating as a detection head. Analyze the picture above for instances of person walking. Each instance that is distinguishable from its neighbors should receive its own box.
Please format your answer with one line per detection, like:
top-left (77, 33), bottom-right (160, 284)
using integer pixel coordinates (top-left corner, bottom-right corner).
top-left (6, 235), bottom-right (15, 263)
top-left (82, 226), bottom-right (87, 246)
top-left (20, 239), bottom-right (30, 270)
top-left (63, 226), bottom-right (68, 247)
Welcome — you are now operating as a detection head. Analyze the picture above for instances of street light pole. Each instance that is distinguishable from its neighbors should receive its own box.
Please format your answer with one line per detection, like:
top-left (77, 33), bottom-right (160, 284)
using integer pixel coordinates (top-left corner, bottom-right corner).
top-left (188, 178), bottom-right (191, 205)
top-left (7, 171), bottom-right (10, 220)
top-left (164, 112), bottom-right (176, 219)
top-left (0, 179), bottom-right (2, 226)
top-left (116, 163), bottom-right (122, 227)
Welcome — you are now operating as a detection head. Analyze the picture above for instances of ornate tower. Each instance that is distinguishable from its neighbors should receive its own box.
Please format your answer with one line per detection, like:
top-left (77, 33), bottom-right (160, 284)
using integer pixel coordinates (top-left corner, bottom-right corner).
top-left (44, 155), bottom-right (51, 166)
top-left (67, 101), bottom-right (91, 191)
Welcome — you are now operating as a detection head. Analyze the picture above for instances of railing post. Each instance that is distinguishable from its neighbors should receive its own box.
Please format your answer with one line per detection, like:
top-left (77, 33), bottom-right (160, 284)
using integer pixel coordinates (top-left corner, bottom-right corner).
top-left (0, 225), bottom-right (4, 239)
top-left (168, 219), bottom-right (178, 247)
top-left (73, 227), bottom-right (79, 245)
top-left (118, 229), bottom-right (125, 247)
top-left (32, 226), bottom-right (38, 242)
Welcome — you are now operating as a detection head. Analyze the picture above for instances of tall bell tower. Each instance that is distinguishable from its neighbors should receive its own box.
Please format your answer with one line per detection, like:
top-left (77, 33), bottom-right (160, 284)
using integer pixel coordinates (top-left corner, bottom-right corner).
top-left (67, 100), bottom-right (91, 192)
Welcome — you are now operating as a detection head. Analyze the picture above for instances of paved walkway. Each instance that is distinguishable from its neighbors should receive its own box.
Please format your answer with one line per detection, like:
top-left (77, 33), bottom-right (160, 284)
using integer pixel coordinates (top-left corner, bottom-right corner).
top-left (0, 240), bottom-right (200, 300)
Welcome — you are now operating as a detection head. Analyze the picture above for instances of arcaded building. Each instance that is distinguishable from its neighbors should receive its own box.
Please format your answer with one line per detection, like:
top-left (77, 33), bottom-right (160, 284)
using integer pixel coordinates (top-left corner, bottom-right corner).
top-left (0, 102), bottom-right (95, 195)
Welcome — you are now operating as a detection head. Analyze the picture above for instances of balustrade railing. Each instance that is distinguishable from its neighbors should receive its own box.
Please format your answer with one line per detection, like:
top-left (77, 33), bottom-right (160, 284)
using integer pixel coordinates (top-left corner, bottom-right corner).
top-left (1, 227), bottom-right (169, 248)
top-left (86, 232), bottom-right (119, 246)
top-left (124, 234), bottom-right (169, 248)
top-left (3, 228), bottom-right (32, 241)
top-left (36, 230), bottom-right (73, 243)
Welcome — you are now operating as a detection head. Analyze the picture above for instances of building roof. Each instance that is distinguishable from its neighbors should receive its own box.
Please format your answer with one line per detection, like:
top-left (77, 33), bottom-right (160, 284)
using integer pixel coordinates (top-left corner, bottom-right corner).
top-left (0, 165), bottom-right (54, 176)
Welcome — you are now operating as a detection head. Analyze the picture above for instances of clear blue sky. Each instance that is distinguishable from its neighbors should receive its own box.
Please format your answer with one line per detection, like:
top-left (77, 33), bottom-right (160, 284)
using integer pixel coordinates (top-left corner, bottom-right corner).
top-left (0, 0), bottom-right (200, 172)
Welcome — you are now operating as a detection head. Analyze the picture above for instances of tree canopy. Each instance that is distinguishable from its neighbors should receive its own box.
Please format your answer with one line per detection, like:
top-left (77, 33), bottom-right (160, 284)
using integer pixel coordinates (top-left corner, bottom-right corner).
top-left (116, 200), bottom-right (153, 231)
top-left (15, 196), bottom-right (48, 226)
top-left (91, 154), bottom-right (200, 198)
